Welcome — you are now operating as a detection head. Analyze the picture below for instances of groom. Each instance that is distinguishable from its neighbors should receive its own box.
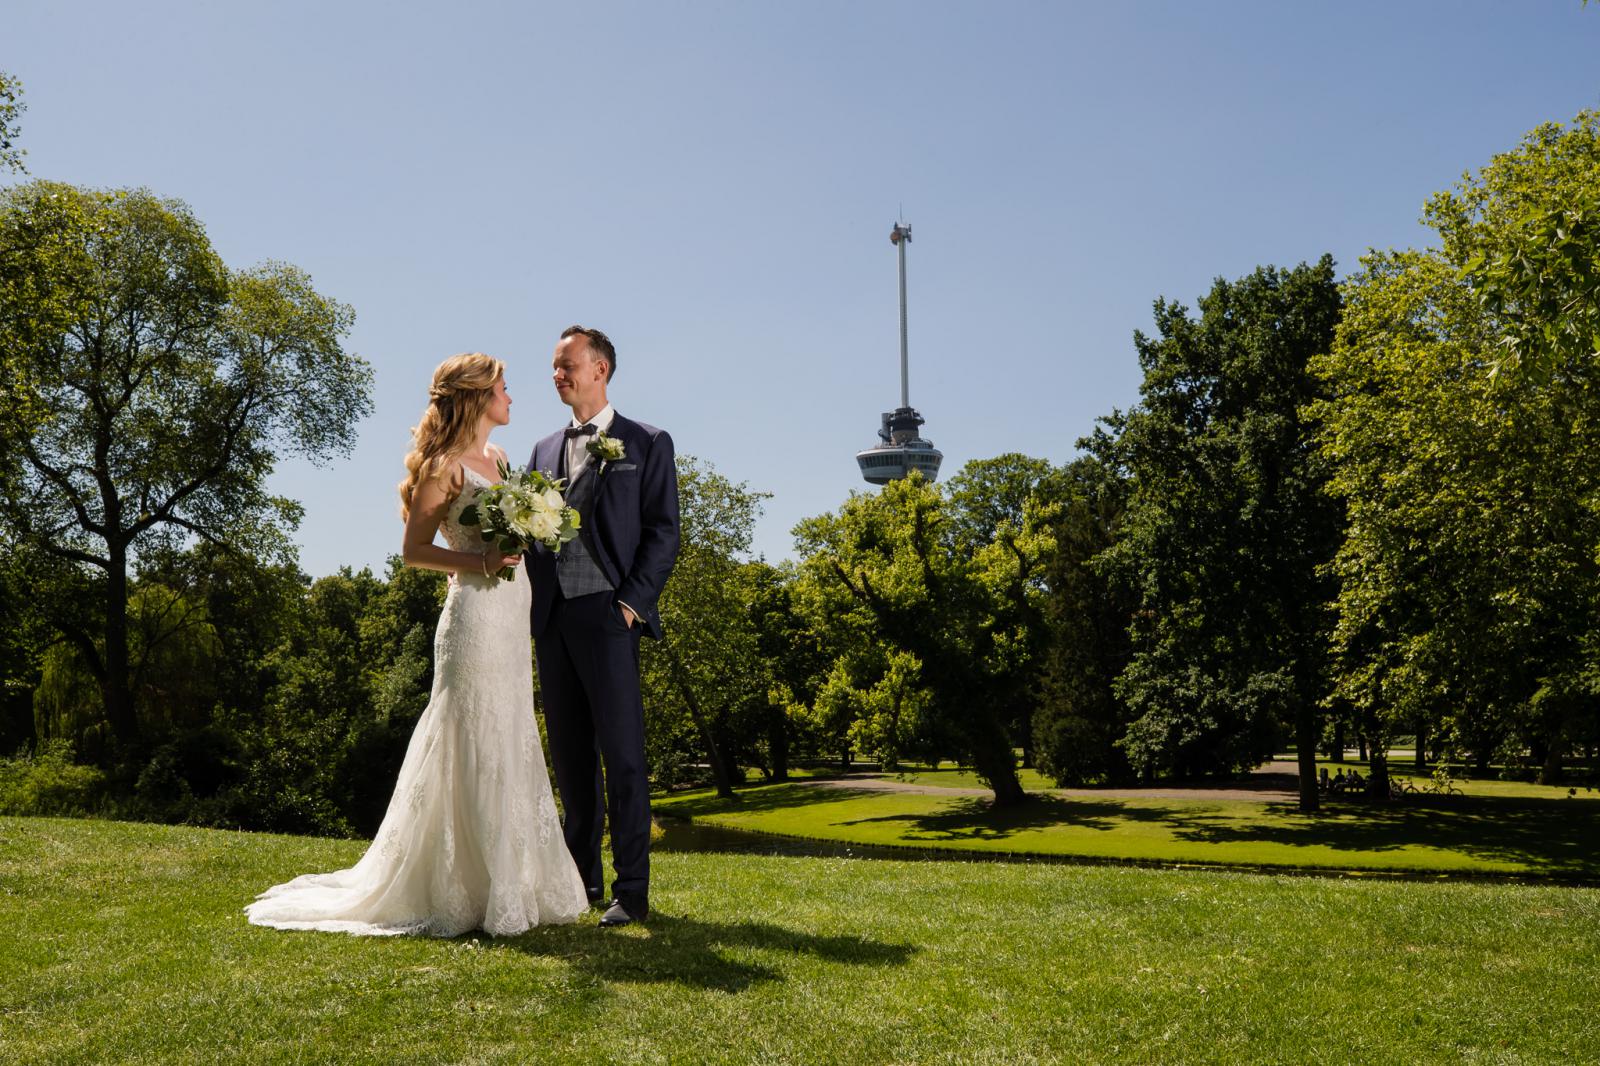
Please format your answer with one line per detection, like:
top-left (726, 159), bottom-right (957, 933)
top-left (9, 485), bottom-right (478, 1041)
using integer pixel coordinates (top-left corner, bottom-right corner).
top-left (527, 325), bottom-right (679, 928)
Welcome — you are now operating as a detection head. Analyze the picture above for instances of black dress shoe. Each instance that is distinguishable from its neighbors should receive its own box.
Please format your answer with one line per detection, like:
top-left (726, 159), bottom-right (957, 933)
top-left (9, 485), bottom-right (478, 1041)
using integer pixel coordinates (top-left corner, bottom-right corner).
top-left (586, 888), bottom-right (606, 907)
top-left (598, 900), bottom-right (647, 927)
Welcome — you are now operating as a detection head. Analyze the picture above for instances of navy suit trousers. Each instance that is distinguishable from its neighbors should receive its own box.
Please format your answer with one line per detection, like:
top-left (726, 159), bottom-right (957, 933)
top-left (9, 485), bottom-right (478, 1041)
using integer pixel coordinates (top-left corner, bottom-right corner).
top-left (535, 589), bottom-right (650, 910)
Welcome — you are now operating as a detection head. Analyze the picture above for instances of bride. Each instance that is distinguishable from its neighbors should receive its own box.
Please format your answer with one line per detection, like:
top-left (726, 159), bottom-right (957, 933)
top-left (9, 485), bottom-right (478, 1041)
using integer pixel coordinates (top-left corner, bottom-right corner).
top-left (245, 353), bottom-right (589, 936)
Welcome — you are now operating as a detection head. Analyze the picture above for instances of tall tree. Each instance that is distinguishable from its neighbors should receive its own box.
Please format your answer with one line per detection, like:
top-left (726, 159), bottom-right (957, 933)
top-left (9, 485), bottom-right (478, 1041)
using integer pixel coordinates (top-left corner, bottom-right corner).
top-left (1101, 258), bottom-right (1343, 809)
top-left (746, 560), bottom-right (831, 781)
top-left (1310, 112), bottom-right (1600, 786)
top-left (792, 473), bottom-right (1029, 806)
top-left (0, 182), bottom-right (373, 756)
top-left (943, 454), bottom-right (1067, 768)
top-left (640, 457), bottom-right (771, 797)
top-left (1034, 450), bottom-right (1137, 786)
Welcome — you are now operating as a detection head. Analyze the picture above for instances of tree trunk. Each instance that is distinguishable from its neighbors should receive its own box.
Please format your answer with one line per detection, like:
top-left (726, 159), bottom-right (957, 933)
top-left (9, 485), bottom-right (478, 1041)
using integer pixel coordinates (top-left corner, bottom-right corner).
top-left (882, 688), bottom-right (902, 773)
top-left (1473, 747), bottom-right (1491, 776)
top-left (1414, 720), bottom-right (1428, 773)
top-left (1296, 699), bottom-right (1320, 814)
top-left (100, 542), bottom-right (141, 753)
top-left (767, 701), bottom-right (788, 782)
top-left (1367, 749), bottom-right (1390, 802)
top-left (1357, 732), bottom-right (1368, 761)
top-left (1333, 719), bottom-right (1346, 763)
top-left (1539, 715), bottom-right (1567, 785)
top-left (972, 725), bottom-right (1026, 807)
top-left (664, 641), bottom-right (736, 799)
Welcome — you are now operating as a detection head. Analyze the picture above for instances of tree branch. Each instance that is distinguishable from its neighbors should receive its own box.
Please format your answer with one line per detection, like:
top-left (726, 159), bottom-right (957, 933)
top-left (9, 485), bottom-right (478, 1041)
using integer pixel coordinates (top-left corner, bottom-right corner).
top-left (22, 441), bottom-right (105, 537)
top-left (30, 521), bottom-right (110, 568)
top-left (156, 514), bottom-right (245, 556)
top-left (133, 387), bottom-right (262, 536)
top-left (53, 621), bottom-right (107, 683)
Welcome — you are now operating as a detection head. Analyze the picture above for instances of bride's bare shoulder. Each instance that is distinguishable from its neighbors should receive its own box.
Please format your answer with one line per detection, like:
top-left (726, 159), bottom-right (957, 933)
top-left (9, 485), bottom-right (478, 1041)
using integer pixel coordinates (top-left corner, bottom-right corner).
top-left (422, 457), bottom-right (465, 501)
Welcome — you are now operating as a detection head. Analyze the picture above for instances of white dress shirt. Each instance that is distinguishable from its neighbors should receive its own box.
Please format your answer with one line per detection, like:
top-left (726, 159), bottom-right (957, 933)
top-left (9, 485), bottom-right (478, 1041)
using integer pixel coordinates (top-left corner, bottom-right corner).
top-left (564, 403), bottom-right (615, 483)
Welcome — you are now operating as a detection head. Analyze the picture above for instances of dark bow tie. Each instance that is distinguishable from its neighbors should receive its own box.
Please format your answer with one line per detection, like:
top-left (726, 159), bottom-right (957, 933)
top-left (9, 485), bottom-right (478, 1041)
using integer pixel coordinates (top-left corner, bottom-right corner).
top-left (564, 423), bottom-right (599, 440)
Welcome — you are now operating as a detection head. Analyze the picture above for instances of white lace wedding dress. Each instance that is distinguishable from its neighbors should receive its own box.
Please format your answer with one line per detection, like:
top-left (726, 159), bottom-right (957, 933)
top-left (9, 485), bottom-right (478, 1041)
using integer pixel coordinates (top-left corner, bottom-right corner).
top-left (245, 466), bottom-right (588, 937)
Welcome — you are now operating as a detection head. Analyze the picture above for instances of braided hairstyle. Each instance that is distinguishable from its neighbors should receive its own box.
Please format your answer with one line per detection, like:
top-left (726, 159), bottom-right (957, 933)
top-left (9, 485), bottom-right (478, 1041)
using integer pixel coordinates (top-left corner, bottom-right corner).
top-left (398, 352), bottom-right (505, 521)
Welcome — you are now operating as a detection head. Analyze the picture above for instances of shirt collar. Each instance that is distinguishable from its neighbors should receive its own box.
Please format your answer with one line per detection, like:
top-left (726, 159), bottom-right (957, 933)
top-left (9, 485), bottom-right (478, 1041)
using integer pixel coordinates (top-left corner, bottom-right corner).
top-left (570, 403), bottom-right (616, 434)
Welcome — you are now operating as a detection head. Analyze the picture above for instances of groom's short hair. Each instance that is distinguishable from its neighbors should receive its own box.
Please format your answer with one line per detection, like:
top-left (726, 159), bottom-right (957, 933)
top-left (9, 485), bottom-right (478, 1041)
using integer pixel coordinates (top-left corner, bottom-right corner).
top-left (561, 325), bottom-right (615, 382)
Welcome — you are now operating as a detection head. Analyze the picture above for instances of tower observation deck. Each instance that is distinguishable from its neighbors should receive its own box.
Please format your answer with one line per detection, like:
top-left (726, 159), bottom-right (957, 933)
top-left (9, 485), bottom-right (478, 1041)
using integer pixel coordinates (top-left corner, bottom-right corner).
top-left (856, 222), bottom-right (943, 485)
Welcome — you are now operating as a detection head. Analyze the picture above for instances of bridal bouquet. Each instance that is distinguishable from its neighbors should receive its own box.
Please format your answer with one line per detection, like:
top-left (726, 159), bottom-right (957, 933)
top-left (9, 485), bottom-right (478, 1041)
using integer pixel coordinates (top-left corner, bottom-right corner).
top-left (458, 460), bottom-right (581, 580)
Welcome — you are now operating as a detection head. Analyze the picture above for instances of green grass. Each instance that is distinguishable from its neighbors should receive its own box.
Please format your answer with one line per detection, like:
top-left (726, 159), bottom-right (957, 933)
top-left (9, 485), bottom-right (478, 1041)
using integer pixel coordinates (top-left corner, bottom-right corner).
top-left (4, 816), bottom-right (1600, 1064)
top-left (655, 783), bottom-right (1600, 878)
top-left (812, 756), bottom-right (1596, 801)
top-left (873, 765), bottom-right (1061, 791)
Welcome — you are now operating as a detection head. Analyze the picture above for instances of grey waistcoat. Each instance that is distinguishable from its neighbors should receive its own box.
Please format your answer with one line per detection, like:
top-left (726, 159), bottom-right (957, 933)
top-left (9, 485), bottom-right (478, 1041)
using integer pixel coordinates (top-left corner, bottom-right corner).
top-left (556, 466), bottom-right (615, 599)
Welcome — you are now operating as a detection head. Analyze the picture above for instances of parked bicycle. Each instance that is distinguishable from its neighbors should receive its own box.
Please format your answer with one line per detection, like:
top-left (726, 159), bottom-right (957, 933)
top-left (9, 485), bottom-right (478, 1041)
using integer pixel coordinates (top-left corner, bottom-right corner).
top-left (1389, 778), bottom-right (1419, 799)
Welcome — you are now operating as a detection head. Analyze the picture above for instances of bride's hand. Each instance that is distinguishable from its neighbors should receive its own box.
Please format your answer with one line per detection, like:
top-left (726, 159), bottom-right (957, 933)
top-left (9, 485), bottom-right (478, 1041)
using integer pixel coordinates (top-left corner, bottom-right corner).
top-left (479, 548), bottom-right (523, 576)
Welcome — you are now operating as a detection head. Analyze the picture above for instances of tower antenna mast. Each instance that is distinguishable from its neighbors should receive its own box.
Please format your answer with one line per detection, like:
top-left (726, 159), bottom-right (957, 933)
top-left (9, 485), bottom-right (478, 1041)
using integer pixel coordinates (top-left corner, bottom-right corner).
top-left (893, 222), bottom-right (911, 408)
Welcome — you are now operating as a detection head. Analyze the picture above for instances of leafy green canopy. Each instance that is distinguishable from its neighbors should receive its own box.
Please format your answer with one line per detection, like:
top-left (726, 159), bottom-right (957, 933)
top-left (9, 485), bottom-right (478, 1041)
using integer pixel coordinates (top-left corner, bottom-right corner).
top-left (1444, 112), bottom-right (1600, 384)
top-left (0, 181), bottom-right (373, 750)
top-left (790, 459), bottom-right (1067, 805)
top-left (0, 71), bottom-right (24, 174)
top-left (1098, 258), bottom-right (1344, 781)
top-left (1311, 112), bottom-right (1600, 780)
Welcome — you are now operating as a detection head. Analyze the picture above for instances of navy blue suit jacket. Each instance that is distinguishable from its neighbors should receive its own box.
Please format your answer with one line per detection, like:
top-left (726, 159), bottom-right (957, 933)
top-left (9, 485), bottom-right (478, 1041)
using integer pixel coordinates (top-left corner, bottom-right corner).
top-left (526, 412), bottom-right (680, 640)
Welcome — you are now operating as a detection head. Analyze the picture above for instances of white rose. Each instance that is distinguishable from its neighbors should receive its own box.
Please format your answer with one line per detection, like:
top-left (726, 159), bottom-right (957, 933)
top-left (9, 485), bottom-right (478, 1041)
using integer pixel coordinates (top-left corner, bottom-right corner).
top-left (542, 488), bottom-right (565, 511)
top-left (506, 502), bottom-right (538, 538)
top-left (529, 510), bottom-right (561, 542)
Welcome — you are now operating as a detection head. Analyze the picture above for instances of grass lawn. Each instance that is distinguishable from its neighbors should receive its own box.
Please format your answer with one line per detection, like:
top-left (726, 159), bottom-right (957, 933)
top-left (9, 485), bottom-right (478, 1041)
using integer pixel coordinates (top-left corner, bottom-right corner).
top-left (872, 765), bottom-right (1060, 791)
top-left (4, 816), bottom-right (1599, 1064)
top-left (655, 783), bottom-right (1600, 879)
top-left (825, 757), bottom-right (1596, 802)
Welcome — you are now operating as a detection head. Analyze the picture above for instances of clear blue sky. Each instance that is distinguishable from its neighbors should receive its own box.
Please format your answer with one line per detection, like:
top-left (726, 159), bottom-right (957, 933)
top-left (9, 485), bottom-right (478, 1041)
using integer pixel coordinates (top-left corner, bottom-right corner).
top-left (9, 1), bottom-right (1599, 576)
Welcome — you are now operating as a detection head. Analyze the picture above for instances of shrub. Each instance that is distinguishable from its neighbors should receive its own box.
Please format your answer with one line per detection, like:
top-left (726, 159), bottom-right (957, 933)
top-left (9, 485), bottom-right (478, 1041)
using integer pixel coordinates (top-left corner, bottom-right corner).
top-left (0, 740), bottom-right (106, 816)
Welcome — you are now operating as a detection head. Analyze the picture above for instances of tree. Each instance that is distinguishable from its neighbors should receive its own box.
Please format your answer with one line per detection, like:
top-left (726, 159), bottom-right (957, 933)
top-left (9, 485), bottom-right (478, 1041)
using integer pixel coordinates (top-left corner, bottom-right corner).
top-left (844, 650), bottom-right (928, 772)
top-left (1445, 112), bottom-right (1600, 386)
top-left (0, 182), bottom-right (374, 757)
top-left (1033, 451), bottom-right (1137, 786)
top-left (640, 457), bottom-right (771, 796)
top-left (792, 473), bottom-right (1030, 806)
top-left (229, 567), bottom-right (386, 835)
top-left (1310, 114), bottom-right (1600, 786)
top-left (0, 545), bottom-right (53, 752)
top-left (1099, 259), bottom-right (1344, 809)
top-left (943, 454), bottom-right (1068, 768)
top-left (746, 560), bottom-right (831, 781)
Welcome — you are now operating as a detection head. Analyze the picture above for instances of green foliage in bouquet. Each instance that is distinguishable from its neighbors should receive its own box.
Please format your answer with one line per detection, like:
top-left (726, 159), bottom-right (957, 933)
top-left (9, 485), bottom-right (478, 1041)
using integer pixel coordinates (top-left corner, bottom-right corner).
top-left (457, 460), bottom-right (581, 580)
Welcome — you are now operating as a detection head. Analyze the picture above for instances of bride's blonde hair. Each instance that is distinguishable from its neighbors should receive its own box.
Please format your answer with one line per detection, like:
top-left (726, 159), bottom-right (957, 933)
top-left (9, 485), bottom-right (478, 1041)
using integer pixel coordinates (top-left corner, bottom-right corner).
top-left (399, 352), bottom-right (506, 520)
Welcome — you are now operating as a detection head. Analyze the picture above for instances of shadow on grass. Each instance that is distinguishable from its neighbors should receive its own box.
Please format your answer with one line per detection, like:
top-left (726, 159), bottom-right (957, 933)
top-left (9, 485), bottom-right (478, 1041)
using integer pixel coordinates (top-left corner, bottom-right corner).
top-left (660, 780), bottom-right (1600, 880)
top-left (501, 913), bottom-right (916, 994)
top-left (833, 794), bottom-right (1184, 840)
top-left (1163, 796), bottom-right (1600, 878)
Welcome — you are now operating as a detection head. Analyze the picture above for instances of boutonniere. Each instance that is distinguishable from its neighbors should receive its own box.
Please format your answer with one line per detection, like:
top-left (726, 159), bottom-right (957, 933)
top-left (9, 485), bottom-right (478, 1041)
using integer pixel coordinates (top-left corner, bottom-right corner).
top-left (586, 429), bottom-right (626, 472)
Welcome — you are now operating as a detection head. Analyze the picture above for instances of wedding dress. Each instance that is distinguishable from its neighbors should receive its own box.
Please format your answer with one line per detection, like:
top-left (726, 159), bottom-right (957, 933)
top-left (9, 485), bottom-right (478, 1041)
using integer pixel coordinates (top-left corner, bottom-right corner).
top-left (245, 466), bottom-right (588, 936)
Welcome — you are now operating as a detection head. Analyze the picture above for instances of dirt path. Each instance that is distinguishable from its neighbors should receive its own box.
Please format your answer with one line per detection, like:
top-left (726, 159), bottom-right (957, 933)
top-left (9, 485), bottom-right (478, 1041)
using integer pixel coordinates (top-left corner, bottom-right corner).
top-left (802, 760), bottom-right (1304, 803)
